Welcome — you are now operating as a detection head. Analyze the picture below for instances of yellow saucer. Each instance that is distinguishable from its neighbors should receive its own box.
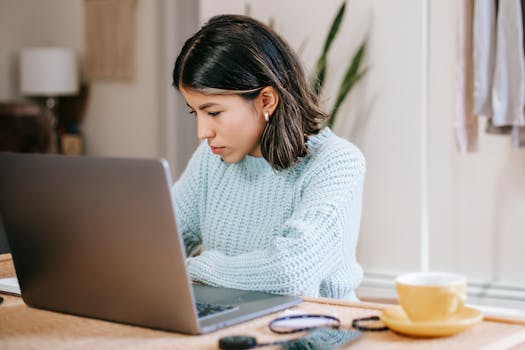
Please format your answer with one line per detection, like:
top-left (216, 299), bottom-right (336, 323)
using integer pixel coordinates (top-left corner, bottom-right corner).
top-left (380, 305), bottom-right (483, 337)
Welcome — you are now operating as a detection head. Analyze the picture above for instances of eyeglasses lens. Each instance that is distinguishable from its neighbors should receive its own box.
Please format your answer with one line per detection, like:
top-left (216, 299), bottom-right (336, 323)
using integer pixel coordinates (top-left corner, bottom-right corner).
top-left (271, 316), bottom-right (339, 333)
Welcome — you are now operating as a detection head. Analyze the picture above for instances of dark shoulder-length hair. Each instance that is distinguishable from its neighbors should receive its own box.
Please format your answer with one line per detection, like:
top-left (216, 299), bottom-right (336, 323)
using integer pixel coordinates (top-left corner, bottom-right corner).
top-left (173, 14), bottom-right (327, 170)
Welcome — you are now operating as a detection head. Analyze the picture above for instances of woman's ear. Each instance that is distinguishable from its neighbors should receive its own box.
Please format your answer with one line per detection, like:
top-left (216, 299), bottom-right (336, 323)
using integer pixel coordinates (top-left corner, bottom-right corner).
top-left (258, 86), bottom-right (279, 117)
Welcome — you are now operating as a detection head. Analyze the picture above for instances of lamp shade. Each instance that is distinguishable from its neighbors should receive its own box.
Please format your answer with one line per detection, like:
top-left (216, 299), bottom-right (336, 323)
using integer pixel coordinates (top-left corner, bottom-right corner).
top-left (20, 47), bottom-right (79, 96)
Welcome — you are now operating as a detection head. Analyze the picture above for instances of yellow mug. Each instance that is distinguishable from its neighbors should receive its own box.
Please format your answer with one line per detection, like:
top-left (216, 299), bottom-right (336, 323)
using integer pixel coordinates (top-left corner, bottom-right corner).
top-left (396, 272), bottom-right (467, 322)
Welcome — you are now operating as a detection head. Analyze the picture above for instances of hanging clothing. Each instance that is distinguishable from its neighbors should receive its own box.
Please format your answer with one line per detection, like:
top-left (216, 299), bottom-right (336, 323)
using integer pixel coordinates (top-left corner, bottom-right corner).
top-left (511, 126), bottom-right (525, 146)
top-left (456, 0), bottom-right (478, 153)
top-left (473, 0), bottom-right (496, 118)
top-left (470, 0), bottom-right (525, 148)
top-left (491, 0), bottom-right (525, 128)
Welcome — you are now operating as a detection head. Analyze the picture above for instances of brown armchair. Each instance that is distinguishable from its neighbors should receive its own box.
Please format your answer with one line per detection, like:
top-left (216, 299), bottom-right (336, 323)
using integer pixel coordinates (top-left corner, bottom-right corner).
top-left (0, 102), bottom-right (56, 153)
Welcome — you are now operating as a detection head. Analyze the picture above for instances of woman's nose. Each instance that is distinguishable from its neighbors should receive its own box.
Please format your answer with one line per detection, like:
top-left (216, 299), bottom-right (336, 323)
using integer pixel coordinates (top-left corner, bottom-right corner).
top-left (196, 115), bottom-right (215, 140)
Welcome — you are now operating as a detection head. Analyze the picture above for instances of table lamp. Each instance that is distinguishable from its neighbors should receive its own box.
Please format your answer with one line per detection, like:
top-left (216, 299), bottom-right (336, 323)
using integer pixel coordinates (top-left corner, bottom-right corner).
top-left (20, 47), bottom-right (79, 111)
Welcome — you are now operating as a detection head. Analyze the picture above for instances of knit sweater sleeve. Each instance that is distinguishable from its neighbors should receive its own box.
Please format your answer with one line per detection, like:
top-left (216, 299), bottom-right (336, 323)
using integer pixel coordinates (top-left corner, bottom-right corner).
top-left (186, 142), bottom-right (366, 296)
top-left (172, 142), bottom-right (208, 257)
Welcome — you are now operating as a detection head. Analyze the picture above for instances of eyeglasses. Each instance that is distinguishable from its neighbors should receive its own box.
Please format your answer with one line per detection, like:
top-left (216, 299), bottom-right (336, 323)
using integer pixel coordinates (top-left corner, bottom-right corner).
top-left (218, 313), bottom-right (388, 350)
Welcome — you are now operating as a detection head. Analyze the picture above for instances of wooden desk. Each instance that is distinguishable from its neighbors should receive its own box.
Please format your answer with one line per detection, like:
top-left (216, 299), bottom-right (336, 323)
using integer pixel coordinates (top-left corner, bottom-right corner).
top-left (1, 253), bottom-right (525, 349)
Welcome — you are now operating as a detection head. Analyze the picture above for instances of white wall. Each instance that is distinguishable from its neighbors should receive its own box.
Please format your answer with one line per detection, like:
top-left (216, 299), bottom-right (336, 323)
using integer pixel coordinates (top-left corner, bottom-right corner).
top-left (157, 0), bottom-right (199, 177)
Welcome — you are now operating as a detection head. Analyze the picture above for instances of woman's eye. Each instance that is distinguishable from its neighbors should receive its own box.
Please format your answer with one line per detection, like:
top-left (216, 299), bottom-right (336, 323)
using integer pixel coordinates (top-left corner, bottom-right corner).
top-left (208, 111), bottom-right (221, 117)
top-left (187, 110), bottom-right (196, 116)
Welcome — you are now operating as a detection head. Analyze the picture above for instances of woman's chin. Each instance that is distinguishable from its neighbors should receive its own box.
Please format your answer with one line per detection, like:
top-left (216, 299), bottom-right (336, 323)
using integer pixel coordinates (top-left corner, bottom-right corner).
top-left (219, 154), bottom-right (240, 163)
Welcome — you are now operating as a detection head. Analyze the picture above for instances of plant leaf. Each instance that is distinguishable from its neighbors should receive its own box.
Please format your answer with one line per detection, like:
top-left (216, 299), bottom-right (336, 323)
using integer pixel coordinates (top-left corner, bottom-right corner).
top-left (322, 1), bottom-right (346, 54)
top-left (313, 56), bottom-right (327, 96)
top-left (326, 40), bottom-right (368, 127)
top-left (311, 1), bottom-right (347, 96)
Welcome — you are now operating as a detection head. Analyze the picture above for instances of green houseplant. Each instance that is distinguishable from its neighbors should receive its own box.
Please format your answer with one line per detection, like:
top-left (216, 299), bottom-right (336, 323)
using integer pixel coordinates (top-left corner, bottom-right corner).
top-left (311, 1), bottom-right (368, 128)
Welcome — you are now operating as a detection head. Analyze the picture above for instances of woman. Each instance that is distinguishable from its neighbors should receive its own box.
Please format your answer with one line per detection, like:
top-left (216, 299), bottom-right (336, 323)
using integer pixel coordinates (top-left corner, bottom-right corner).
top-left (172, 14), bottom-right (365, 300)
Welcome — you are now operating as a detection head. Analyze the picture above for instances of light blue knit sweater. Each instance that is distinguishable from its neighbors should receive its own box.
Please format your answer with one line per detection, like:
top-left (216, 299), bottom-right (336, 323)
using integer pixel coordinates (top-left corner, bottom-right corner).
top-left (172, 127), bottom-right (365, 299)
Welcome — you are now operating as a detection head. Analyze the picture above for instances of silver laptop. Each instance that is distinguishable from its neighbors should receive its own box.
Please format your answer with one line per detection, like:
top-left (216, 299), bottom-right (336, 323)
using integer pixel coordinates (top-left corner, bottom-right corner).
top-left (0, 152), bottom-right (302, 334)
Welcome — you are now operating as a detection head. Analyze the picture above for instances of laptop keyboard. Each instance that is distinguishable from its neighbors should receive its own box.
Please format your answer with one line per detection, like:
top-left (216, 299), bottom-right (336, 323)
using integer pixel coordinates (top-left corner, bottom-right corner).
top-left (196, 302), bottom-right (237, 319)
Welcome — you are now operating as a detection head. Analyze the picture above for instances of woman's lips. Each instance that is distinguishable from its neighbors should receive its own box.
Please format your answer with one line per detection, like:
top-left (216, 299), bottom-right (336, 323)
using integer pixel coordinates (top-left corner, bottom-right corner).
top-left (210, 146), bottom-right (225, 155)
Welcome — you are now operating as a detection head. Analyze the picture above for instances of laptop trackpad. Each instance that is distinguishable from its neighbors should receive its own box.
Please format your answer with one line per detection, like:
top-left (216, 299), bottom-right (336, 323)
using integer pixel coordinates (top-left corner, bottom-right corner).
top-left (193, 285), bottom-right (257, 320)
top-left (193, 284), bottom-right (276, 306)
top-left (192, 284), bottom-right (303, 333)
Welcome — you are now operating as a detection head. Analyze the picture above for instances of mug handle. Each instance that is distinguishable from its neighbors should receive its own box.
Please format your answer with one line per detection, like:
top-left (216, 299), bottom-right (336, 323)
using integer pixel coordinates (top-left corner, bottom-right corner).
top-left (443, 287), bottom-right (466, 313)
